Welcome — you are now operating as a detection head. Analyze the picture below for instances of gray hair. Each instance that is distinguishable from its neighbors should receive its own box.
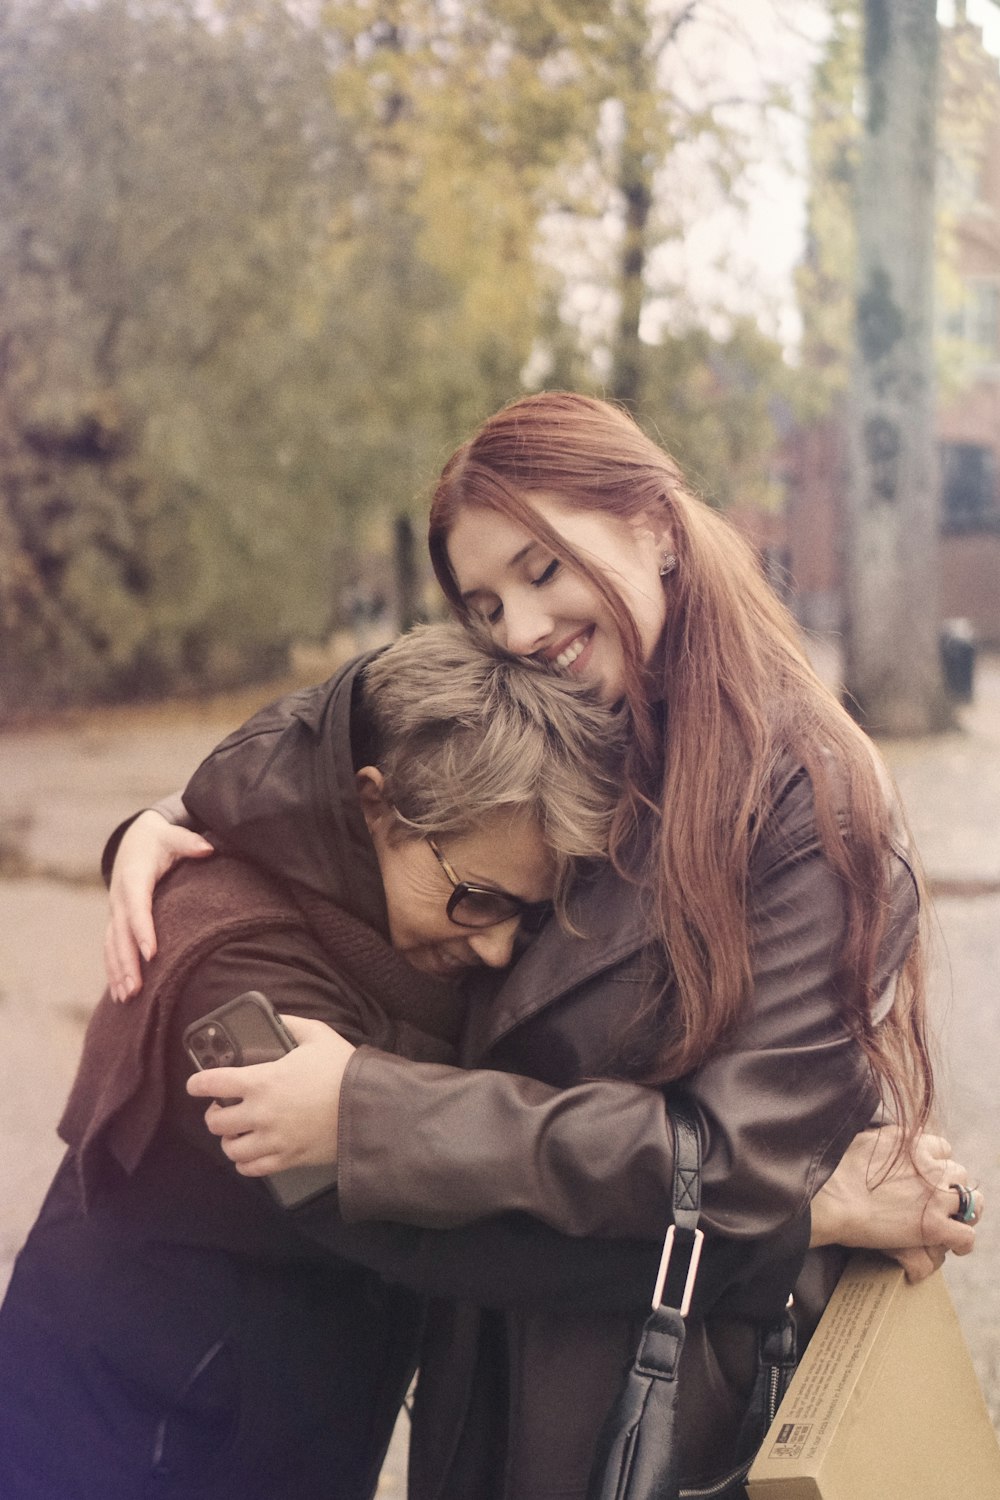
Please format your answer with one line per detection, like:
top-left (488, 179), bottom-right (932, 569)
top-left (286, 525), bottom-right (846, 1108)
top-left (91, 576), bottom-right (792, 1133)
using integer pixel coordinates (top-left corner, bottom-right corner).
top-left (361, 623), bottom-right (626, 919)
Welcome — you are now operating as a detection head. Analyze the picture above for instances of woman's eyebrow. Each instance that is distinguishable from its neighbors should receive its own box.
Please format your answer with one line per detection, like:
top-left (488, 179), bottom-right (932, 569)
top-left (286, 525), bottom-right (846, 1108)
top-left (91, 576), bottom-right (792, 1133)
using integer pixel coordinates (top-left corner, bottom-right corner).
top-left (459, 541), bottom-right (538, 602)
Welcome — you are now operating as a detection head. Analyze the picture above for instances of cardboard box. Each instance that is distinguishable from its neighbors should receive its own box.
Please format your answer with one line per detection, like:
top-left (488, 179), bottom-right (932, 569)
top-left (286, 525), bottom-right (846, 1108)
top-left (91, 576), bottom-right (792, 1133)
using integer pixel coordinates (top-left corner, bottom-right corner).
top-left (745, 1253), bottom-right (1000, 1499)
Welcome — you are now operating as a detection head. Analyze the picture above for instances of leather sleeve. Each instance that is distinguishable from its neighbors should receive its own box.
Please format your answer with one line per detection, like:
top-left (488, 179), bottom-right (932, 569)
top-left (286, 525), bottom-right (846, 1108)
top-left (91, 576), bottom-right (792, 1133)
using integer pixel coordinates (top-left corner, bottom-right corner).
top-left (338, 1050), bottom-right (684, 1238)
top-left (288, 1205), bottom-right (807, 1320)
top-left (335, 773), bottom-right (920, 1242)
top-left (173, 934), bottom-right (806, 1316)
top-left (293, 1206), bottom-right (664, 1313)
top-left (167, 934), bottom-right (746, 1315)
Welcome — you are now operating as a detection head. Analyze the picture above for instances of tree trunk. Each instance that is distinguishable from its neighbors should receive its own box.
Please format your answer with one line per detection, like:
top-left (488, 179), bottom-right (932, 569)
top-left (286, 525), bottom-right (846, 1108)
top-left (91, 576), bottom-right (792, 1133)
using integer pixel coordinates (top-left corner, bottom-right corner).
top-left (394, 512), bottom-right (421, 633)
top-left (844, 0), bottom-right (950, 733)
top-left (608, 0), bottom-right (654, 410)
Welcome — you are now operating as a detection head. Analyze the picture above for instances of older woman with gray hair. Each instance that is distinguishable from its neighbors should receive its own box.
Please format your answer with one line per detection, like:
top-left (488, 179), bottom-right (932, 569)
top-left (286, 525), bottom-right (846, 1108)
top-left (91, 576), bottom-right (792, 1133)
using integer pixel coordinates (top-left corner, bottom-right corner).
top-left (0, 623), bottom-right (634, 1500)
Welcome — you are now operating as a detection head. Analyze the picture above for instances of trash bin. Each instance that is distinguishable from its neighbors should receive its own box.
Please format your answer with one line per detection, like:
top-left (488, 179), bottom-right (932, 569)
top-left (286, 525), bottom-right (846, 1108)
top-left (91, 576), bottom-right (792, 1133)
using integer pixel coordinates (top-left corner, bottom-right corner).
top-left (939, 618), bottom-right (976, 702)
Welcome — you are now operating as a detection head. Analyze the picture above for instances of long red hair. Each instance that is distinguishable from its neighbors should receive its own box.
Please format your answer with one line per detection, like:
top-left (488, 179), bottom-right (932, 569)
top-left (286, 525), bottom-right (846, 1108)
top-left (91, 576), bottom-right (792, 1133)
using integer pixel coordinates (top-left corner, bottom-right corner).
top-left (428, 392), bottom-right (934, 1135)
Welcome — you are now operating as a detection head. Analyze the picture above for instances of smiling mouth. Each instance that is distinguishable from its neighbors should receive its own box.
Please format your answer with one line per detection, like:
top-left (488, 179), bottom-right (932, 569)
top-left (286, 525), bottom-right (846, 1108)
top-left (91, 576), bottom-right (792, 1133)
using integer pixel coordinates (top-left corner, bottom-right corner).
top-left (550, 629), bottom-right (593, 670)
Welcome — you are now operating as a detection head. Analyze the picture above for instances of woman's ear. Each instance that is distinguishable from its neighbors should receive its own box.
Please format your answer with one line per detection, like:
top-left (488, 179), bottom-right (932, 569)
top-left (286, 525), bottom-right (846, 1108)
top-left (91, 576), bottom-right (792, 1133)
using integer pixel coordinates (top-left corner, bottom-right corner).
top-left (355, 766), bottom-right (388, 831)
top-left (632, 508), bottom-right (673, 555)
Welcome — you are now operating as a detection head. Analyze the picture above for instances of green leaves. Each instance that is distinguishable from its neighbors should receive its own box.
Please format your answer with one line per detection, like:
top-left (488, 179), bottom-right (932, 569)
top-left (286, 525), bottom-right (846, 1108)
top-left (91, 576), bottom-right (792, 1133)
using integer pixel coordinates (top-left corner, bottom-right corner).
top-left (0, 0), bottom-right (820, 716)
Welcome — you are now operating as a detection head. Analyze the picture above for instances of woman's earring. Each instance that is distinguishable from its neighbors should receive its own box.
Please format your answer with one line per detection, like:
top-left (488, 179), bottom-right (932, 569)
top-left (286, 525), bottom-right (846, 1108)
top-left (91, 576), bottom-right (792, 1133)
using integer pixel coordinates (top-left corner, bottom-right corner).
top-left (658, 552), bottom-right (678, 577)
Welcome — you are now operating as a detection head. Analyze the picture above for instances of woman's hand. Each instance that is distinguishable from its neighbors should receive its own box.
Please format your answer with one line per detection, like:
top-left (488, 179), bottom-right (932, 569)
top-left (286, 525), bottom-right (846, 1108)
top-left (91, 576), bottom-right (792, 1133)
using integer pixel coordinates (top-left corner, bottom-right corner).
top-left (104, 811), bottom-right (215, 1001)
top-left (187, 1015), bottom-right (356, 1176)
top-left (810, 1127), bottom-right (981, 1282)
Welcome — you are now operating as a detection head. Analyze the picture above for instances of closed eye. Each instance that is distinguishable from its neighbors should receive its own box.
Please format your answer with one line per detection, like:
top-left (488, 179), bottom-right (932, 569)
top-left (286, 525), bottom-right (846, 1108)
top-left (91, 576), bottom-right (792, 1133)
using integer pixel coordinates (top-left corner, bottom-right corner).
top-left (530, 559), bottom-right (560, 588)
top-left (473, 556), bottom-right (557, 625)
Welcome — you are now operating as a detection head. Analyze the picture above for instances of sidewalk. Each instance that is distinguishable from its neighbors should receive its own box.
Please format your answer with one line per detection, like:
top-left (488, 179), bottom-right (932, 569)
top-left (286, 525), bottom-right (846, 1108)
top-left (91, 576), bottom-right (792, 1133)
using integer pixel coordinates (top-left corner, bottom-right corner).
top-left (1, 652), bottom-right (998, 1446)
top-left (866, 648), bottom-right (1000, 887)
top-left (875, 651), bottom-right (1000, 1427)
top-left (805, 635), bottom-right (1000, 877)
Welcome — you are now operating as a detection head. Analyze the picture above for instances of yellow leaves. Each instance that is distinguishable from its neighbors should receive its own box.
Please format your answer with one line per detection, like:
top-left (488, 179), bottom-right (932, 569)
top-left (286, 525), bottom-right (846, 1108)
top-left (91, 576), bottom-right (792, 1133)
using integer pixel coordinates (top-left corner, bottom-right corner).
top-left (415, 156), bottom-right (537, 345)
top-left (643, 318), bottom-right (789, 512)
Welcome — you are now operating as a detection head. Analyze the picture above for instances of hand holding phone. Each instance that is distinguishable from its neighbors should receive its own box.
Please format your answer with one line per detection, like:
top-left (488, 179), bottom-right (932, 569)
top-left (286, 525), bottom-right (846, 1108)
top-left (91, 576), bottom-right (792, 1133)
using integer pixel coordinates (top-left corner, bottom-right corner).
top-left (183, 991), bottom-right (339, 1210)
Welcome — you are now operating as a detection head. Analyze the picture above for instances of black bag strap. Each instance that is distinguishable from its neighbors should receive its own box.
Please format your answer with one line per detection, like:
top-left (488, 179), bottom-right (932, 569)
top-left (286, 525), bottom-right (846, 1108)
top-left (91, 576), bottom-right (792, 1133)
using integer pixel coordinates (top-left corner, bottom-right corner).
top-left (651, 1099), bottom-right (703, 1317)
top-left (585, 1097), bottom-right (703, 1500)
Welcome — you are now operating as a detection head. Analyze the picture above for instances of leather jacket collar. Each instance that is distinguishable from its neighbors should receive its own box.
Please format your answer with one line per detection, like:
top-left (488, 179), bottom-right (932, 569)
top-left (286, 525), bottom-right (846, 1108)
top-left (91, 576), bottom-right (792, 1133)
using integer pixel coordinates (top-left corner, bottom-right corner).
top-left (463, 856), bottom-right (654, 1062)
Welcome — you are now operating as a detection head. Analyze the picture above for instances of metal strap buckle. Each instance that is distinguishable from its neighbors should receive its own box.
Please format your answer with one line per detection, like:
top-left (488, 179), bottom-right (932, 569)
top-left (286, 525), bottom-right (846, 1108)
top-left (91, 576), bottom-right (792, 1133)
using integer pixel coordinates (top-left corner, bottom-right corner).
top-left (651, 1224), bottom-right (704, 1317)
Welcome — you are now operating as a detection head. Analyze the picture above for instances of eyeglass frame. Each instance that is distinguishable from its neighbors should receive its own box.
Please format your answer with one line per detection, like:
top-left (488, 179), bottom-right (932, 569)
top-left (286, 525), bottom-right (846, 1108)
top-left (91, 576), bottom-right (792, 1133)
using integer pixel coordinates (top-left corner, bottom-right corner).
top-left (425, 836), bottom-right (554, 934)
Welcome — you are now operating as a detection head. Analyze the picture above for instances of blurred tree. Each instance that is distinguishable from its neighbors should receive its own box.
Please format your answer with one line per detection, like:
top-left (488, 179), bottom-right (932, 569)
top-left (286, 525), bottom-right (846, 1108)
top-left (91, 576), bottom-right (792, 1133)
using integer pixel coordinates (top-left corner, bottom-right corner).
top-left (601, 0), bottom-right (701, 409)
top-left (795, 2), bottom-right (1000, 724)
top-left (843, 0), bottom-right (949, 732)
top-left (0, 0), bottom-right (819, 717)
top-left (311, 0), bottom-right (570, 519)
top-left (0, 0), bottom-right (597, 715)
top-left (794, 0), bottom-right (861, 418)
top-left (0, 0), bottom-right (357, 715)
top-left (515, 1), bottom-right (796, 417)
top-left (796, 0), bottom-right (989, 412)
top-left (642, 318), bottom-right (790, 511)
top-left (326, 0), bottom-right (791, 422)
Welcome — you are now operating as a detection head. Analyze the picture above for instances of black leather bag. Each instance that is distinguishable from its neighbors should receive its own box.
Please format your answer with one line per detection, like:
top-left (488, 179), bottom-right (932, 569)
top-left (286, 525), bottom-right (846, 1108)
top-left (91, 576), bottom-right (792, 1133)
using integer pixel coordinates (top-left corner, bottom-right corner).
top-left (586, 1099), bottom-right (797, 1500)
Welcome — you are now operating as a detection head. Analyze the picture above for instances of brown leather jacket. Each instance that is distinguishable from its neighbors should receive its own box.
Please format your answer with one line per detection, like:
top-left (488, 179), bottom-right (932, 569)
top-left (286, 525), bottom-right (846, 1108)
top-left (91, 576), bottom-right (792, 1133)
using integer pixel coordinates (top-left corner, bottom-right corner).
top-left (334, 767), bottom-right (918, 1497)
top-left (146, 655), bottom-right (919, 1500)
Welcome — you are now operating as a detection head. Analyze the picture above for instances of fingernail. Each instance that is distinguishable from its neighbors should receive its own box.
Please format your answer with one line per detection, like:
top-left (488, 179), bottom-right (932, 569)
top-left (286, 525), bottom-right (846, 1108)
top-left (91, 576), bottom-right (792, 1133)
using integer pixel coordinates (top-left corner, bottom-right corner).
top-left (140, 944), bottom-right (152, 962)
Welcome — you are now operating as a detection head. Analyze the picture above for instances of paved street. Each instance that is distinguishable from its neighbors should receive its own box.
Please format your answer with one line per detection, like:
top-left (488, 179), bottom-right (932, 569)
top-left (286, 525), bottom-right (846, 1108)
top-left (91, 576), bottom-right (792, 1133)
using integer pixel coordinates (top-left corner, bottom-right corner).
top-left (878, 656), bottom-right (1000, 1426)
top-left (1, 652), bottom-right (998, 1478)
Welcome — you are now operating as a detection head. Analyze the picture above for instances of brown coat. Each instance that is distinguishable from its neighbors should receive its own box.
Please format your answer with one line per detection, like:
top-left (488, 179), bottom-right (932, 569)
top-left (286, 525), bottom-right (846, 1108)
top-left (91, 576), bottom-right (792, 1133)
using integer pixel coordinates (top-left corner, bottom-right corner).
top-left (45, 851), bottom-right (678, 1499)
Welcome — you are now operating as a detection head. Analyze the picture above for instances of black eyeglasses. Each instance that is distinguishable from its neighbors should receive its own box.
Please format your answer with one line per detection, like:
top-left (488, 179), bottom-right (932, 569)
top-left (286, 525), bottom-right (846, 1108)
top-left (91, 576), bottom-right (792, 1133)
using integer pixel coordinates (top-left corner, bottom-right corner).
top-left (426, 837), bottom-right (553, 934)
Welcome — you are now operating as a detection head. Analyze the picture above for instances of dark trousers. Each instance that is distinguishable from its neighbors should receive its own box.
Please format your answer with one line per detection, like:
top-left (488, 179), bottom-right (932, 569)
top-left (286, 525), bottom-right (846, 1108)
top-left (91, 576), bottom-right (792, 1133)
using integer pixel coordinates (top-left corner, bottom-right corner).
top-left (0, 1153), bottom-right (420, 1500)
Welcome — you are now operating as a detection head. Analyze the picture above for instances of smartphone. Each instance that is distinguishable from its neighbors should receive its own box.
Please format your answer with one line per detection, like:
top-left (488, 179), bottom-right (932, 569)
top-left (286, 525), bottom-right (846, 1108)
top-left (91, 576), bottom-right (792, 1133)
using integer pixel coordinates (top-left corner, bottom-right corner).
top-left (183, 991), bottom-right (339, 1211)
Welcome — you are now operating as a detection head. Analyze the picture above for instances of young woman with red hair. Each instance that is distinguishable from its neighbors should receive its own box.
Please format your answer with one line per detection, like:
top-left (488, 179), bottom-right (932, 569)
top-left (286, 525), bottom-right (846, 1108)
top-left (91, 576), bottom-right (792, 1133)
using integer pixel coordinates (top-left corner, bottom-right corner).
top-left (427, 390), bottom-right (928, 1131)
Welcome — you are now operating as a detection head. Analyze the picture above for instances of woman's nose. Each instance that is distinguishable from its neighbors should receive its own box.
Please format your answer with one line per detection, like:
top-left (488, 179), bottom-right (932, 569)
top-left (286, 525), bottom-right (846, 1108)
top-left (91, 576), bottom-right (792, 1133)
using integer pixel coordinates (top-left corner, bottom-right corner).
top-left (501, 596), bottom-right (552, 657)
top-left (467, 919), bottom-right (520, 970)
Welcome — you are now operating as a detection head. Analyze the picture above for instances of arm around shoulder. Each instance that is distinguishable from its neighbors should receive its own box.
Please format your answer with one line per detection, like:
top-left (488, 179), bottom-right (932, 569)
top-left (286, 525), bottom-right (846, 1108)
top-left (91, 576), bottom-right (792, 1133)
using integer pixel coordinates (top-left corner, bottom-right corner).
top-left (103, 805), bottom-right (215, 1000)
